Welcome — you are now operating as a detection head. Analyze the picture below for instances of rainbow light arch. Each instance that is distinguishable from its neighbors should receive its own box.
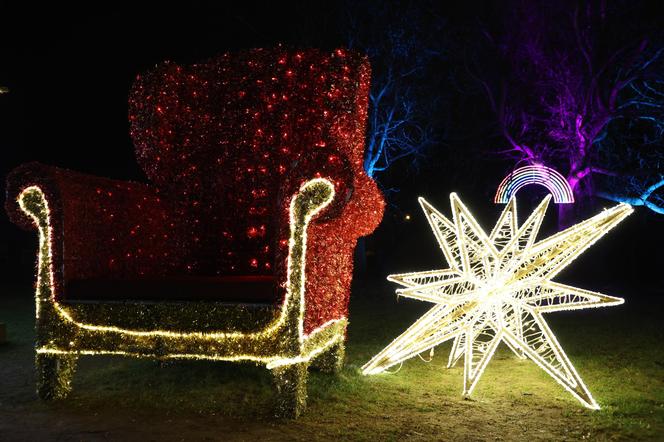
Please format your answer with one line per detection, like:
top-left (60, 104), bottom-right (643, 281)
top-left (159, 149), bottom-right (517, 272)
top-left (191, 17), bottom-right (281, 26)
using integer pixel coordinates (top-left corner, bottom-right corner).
top-left (495, 165), bottom-right (574, 204)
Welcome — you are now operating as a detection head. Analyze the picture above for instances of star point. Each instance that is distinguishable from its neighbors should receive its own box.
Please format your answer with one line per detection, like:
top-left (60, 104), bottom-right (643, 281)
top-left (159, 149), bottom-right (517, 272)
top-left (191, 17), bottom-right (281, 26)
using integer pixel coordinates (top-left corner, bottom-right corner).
top-left (362, 194), bottom-right (633, 409)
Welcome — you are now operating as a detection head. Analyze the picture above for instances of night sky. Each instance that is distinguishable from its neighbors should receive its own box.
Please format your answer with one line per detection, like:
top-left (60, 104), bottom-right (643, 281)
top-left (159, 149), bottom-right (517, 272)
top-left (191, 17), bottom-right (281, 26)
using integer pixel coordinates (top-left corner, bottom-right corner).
top-left (1, 2), bottom-right (662, 300)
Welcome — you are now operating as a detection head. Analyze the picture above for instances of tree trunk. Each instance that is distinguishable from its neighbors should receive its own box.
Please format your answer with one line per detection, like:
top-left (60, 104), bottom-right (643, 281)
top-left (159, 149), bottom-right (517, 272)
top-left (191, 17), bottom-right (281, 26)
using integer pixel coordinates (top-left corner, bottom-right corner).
top-left (557, 203), bottom-right (577, 229)
top-left (559, 171), bottom-right (583, 228)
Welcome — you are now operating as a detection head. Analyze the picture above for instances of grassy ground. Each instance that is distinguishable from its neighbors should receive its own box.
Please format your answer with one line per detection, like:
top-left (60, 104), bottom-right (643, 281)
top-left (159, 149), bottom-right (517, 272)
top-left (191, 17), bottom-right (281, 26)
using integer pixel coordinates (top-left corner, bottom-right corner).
top-left (1, 281), bottom-right (663, 441)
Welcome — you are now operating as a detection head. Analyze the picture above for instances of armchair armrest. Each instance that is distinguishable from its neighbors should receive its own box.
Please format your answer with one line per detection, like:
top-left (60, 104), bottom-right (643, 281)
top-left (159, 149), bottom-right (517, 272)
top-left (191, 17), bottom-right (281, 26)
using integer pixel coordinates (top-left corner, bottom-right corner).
top-left (6, 163), bottom-right (185, 296)
top-left (273, 150), bottom-right (384, 335)
top-left (278, 147), bottom-right (355, 222)
top-left (278, 147), bottom-right (383, 232)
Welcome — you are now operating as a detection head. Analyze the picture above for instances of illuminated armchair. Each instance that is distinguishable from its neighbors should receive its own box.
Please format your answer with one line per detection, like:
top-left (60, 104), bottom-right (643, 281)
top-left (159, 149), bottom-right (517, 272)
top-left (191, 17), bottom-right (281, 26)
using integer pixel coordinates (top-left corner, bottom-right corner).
top-left (5, 48), bottom-right (384, 418)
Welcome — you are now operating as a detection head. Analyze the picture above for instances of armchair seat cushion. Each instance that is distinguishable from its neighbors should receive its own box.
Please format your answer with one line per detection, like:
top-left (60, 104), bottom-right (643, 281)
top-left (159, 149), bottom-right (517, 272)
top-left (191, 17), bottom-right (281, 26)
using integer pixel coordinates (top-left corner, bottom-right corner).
top-left (64, 275), bottom-right (276, 303)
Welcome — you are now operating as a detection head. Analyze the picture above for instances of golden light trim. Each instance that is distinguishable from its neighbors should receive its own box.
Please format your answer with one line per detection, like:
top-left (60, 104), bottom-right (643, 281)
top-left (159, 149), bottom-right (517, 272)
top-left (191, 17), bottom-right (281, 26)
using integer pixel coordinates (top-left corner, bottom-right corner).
top-left (35, 332), bottom-right (344, 369)
top-left (362, 193), bottom-right (632, 409)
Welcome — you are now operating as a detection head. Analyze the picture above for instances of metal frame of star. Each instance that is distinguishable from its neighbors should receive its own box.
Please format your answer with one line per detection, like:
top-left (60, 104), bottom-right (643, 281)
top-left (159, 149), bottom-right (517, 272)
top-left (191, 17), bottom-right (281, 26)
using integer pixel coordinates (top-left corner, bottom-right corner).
top-left (362, 193), bottom-right (633, 409)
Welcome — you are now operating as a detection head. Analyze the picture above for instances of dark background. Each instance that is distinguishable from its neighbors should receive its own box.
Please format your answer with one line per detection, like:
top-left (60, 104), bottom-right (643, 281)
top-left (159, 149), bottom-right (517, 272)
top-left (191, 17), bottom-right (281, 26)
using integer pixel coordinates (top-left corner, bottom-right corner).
top-left (0, 2), bottom-right (661, 302)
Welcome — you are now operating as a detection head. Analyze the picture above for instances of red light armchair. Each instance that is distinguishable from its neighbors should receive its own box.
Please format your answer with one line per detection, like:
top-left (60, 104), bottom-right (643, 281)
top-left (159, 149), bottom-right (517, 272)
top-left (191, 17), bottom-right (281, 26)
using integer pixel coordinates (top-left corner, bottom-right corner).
top-left (5, 48), bottom-right (384, 418)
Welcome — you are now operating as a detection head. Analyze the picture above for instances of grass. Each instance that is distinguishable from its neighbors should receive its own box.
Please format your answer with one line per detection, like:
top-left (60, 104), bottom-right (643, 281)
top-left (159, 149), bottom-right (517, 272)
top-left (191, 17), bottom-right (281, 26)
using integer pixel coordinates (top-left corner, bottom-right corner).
top-left (1, 281), bottom-right (663, 441)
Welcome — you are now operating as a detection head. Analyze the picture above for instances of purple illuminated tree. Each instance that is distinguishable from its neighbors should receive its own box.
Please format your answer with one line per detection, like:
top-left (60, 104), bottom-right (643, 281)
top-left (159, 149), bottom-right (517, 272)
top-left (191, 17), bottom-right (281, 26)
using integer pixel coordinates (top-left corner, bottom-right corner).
top-left (471, 1), bottom-right (664, 222)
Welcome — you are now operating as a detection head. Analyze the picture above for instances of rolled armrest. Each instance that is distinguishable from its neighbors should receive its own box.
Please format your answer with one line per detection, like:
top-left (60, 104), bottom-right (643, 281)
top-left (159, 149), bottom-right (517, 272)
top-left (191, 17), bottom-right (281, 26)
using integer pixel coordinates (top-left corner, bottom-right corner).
top-left (6, 162), bottom-right (186, 290)
top-left (289, 178), bottom-right (336, 225)
top-left (279, 148), bottom-right (384, 234)
top-left (278, 147), bottom-right (355, 223)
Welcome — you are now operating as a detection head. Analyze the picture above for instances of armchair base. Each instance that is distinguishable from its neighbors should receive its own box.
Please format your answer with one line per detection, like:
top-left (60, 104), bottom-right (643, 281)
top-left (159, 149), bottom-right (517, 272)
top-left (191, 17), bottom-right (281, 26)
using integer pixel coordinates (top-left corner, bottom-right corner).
top-left (271, 362), bottom-right (309, 419)
top-left (36, 353), bottom-right (77, 400)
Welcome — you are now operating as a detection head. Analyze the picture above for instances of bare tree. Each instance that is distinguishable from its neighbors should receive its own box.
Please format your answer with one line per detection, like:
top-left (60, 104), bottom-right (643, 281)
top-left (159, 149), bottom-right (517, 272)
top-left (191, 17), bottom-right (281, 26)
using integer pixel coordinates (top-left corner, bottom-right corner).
top-left (346, 1), bottom-right (445, 181)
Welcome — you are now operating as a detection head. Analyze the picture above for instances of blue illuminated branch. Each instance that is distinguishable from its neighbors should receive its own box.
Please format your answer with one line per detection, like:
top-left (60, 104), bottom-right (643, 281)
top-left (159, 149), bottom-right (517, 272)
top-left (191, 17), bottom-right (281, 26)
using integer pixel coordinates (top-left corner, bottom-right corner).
top-left (598, 178), bottom-right (664, 215)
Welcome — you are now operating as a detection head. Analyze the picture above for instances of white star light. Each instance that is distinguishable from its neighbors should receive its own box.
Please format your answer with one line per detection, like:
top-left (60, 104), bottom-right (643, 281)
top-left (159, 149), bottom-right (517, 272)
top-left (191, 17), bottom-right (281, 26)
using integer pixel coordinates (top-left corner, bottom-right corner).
top-left (362, 194), bottom-right (633, 409)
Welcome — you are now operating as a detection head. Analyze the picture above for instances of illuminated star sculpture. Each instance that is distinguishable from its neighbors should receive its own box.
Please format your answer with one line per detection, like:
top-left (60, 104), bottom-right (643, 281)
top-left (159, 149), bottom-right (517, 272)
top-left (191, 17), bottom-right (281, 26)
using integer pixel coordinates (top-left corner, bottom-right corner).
top-left (362, 193), bottom-right (633, 409)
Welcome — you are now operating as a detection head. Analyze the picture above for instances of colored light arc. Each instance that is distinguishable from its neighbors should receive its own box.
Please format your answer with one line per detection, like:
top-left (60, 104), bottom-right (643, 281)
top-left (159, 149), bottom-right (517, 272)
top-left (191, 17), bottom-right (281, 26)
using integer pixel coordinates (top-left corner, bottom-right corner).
top-left (495, 165), bottom-right (574, 204)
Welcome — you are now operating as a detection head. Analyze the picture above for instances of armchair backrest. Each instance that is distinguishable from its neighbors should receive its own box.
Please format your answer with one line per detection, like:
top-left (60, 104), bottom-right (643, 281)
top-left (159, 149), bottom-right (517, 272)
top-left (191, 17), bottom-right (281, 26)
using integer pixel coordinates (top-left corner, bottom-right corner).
top-left (129, 48), bottom-right (371, 276)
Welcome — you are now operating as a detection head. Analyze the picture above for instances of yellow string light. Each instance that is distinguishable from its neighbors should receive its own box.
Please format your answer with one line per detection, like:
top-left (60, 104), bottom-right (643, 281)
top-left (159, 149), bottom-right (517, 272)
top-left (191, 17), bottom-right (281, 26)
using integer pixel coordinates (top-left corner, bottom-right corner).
top-left (17, 178), bottom-right (348, 416)
top-left (362, 193), bottom-right (633, 409)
